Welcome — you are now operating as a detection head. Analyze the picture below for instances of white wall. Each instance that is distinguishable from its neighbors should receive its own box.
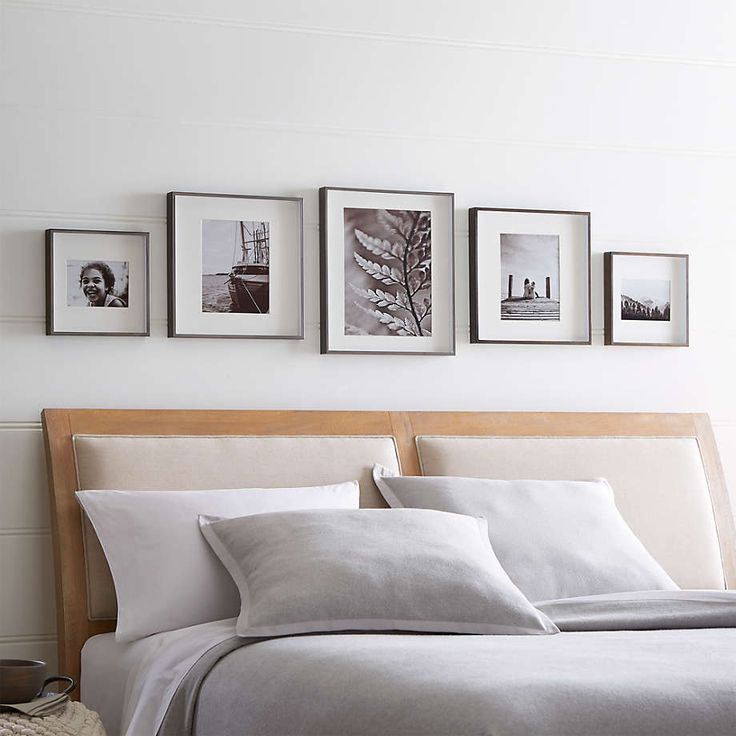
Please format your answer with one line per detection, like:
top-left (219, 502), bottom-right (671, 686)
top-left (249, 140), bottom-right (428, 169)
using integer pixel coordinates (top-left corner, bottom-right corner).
top-left (2, 0), bottom-right (736, 666)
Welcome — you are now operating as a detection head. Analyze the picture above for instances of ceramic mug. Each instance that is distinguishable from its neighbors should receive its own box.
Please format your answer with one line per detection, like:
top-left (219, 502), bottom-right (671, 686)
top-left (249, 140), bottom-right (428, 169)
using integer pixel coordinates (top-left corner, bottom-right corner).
top-left (0, 659), bottom-right (75, 704)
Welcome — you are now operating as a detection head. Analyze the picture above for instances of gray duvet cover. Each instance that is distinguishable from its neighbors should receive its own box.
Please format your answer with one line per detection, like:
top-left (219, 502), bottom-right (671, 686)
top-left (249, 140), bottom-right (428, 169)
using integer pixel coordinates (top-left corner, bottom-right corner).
top-left (159, 593), bottom-right (736, 736)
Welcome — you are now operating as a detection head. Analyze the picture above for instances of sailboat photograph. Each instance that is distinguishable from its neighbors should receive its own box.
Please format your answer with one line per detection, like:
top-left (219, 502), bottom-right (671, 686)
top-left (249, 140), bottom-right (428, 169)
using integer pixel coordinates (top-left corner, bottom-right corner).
top-left (201, 219), bottom-right (270, 314)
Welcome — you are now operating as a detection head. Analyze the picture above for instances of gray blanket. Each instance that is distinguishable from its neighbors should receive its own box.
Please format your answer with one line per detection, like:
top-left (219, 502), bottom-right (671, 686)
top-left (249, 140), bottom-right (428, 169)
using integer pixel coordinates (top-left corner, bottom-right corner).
top-left (159, 595), bottom-right (736, 736)
top-left (537, 590), bottom-right (736, 631)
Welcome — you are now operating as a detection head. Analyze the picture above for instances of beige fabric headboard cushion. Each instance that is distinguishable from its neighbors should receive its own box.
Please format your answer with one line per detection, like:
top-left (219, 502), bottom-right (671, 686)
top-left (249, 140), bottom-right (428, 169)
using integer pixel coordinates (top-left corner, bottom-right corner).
top-left (416, 436), bottom-right (724, 590)
top-left (74, 435), bottom-right (400, 620)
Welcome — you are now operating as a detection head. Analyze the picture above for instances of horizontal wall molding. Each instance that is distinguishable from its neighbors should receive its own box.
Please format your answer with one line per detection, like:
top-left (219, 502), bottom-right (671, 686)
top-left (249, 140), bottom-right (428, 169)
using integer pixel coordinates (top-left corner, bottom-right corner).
top-left (0, 422), bottom-right (42, 430)
top-left (3, 105), bottom-right (736, 161)
top-left (0, 315), bottom-right (166, 325)
top-left (4, 317), bottom-right (736, 348)
top-left (3, 318), bottom-right (736, 339)
top-left (0, 320), bottom-right (610, 334)
top-left (1, 211), bottom-right (733, 250)
top-left (0, 318), bottom-right (463, 330)
top-left (0, 634), bottom-right (56, 644)
top-left (0, 529), bottom-right (50, 537)
top-left (0, 208), bottom-right (165, 225)
top-left (0, 316), bottom-right (46, 325)
top-left (5, 1), bottom-right (736, 71)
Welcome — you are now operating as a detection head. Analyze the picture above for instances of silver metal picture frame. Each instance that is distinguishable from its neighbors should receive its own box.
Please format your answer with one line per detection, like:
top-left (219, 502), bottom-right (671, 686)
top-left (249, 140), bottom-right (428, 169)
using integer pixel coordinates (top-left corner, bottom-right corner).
top-left (470, 207), bottom-right (591, 345)
top-left (604, 251), bottom-right (689, 347)
top-left (167, 192), bottom-right (304, 339)
top-left (46, 228), bottom-right (150, 336)
top-left (320, 186), bottom-right (455, 355)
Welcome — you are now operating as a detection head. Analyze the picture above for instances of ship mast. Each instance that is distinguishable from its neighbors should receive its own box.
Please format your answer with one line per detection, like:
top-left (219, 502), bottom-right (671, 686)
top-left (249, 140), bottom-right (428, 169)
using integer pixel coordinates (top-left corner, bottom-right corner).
top-left (238, 221), bottom-right (269, 266)
top-left (239, 221), bottom-right (250, 264)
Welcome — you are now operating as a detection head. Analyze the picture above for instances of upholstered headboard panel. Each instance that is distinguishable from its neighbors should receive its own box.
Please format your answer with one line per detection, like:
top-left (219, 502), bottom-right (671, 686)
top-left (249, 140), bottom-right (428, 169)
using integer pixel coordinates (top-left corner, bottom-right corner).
top-left (74, 435), bottom-right (399, 619)
top-left (417, 436), bottom-right (723, 589)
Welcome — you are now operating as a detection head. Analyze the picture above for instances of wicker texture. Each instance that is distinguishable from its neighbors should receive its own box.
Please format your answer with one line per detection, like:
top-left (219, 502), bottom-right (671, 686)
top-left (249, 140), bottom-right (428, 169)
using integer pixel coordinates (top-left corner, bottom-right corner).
top-left (0, 702), bottom-right (105, 736)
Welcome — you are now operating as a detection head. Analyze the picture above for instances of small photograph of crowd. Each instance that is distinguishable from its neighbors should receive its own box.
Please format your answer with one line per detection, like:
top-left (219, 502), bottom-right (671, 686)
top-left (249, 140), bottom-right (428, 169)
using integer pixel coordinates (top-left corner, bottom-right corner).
top-left (66, 260), bottom-right (129, 308)
top-left (620, 278), bottom-right (670, 321)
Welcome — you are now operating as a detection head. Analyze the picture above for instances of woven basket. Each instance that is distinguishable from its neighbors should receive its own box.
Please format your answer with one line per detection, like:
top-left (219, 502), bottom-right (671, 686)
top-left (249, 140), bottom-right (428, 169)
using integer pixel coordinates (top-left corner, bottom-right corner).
top-left (0, 701), bottom-right (106, 736)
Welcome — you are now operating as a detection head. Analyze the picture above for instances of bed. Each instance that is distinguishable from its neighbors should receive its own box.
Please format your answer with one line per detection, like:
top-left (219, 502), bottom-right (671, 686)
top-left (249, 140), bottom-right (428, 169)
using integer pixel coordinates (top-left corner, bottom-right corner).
top-left (42, 409), bottom-right (736, 736)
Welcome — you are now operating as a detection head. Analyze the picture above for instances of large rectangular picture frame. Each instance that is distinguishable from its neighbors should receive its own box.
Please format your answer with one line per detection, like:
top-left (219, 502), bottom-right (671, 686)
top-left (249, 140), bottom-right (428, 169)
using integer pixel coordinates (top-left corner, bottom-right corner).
top-left (167, 191), bottom-right (304, 339)
top-left (320, 186), bottom-right (455, 355)
top-left (469, 207), bottom-right (591, 345)
top-left (604, 251), bottom-right (689, 347)
top-left (45, 228), bottom-right (150, 336)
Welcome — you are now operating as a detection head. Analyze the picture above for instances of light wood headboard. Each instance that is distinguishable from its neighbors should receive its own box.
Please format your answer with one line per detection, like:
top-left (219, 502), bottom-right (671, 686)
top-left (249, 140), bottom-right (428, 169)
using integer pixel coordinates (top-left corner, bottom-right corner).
top-left (42, 409), bottom-right (736, 691)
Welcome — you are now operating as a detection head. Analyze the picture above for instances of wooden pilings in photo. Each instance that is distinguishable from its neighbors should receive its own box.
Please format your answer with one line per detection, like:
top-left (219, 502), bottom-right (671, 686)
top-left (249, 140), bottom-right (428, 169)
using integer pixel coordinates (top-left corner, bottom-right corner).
top-left (501, 272), bottom-right (558, 320)
top-left (505, 274), bottom-right (552, 301)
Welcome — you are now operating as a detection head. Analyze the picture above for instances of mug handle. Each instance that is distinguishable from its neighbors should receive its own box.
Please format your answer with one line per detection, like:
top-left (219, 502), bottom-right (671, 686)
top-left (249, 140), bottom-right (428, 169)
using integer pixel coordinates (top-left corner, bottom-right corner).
top-left (37, 675), bottom-right (76, 698)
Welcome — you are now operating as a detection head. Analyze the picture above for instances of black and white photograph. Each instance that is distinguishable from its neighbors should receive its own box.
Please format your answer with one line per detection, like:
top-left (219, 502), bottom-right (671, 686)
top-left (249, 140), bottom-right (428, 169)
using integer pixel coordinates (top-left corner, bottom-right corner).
top-left (46, 229), bottom-right (149, 336)
top-left (167, 192), bottom-right (303, 339)
top-left (66, 260), bottom-right (129, 308)
top-left (620, 278), bottom-right (671, 321)
top-left (201, 219), bottom-right (270, 314)
top-left (320, 187), bottom-right (455, 355)
top-left (470, 207), bottom-right (590, 344)
top-left (604, 252), bottom-right (688, 346)
top-left (344, 208), bottom-right (432, 337)
top-left (499, 233), bottom-right (560, 321)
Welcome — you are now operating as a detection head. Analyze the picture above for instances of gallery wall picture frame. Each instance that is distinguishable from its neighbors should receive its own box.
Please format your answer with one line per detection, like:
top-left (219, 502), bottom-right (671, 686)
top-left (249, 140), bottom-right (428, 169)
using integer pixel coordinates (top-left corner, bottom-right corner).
top-left (319, 186), bottom-right (455, 355)
top-left (45, 228), bottom-right (150, 336)
top-left (469, 207), bottom-right (591, 345)
top-left (604, 251), bottom-right (689, 347)
top-left (167, 191), bottom-right (304, 339)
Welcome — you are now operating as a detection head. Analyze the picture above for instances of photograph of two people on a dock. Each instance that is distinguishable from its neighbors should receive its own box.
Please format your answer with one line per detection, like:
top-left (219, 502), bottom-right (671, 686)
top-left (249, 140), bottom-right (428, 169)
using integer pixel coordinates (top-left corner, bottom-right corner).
top-left (500, 233), bottom-right (560, 321)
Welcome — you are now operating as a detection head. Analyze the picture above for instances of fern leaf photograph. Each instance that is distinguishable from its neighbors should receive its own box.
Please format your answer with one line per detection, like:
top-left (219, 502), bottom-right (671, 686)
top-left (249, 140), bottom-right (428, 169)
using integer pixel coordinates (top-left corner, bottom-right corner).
top-left (344, 207), bottom-right (432, 337)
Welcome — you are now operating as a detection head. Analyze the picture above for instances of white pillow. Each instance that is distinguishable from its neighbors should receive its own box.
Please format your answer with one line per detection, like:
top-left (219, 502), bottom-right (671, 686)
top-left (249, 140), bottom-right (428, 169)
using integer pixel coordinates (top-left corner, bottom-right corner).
top-left (76, 482), bottom-right (360, 642)
top-left (373, 466), bottom-right (678, 602)
top-left (199, 508), bottom-right (559, 637)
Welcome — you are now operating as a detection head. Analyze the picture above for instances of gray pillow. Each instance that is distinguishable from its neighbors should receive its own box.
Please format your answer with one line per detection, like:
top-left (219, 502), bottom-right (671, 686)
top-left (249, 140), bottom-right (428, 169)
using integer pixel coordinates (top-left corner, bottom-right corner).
top-left (373, 467), bottom-right (678, 602)
top-left (199, 508), bottom-right (558, 637)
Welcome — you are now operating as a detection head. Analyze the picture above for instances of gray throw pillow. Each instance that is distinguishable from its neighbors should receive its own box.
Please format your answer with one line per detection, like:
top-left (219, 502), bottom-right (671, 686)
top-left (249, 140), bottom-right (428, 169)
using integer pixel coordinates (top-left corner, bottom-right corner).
top-left (200, 508), bottom-right (558, 637)
top-left (373, 467), bottom-right (678, 602)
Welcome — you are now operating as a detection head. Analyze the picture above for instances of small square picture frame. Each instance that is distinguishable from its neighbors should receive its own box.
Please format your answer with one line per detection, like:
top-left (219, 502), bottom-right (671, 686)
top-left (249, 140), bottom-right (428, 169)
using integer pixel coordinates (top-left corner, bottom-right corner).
top-left (469, 207), bottom-right (591, 344)
top-left (604, 251), bottom-right (689, 347)
top-left (167, 191), bottom-right (304, 339)
top-left (320, 186), bottom-right (455, 355)
top-left (45, 229), bottom-right (150, 336)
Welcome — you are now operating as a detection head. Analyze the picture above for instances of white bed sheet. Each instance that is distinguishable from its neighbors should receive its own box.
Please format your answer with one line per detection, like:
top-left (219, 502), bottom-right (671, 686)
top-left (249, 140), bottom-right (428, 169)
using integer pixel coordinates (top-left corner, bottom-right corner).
top-left (81, 631), bottom-right (139, 734)
top-left (81, 618), bottom-right (237, 736)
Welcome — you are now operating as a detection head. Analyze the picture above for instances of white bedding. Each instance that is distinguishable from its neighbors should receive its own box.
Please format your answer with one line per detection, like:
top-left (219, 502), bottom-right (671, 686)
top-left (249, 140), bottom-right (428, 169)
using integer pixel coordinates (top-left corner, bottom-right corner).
top-left (81, 631), bottom-right (133, 734)
top-left (81, 618), bottom-right (237, 736)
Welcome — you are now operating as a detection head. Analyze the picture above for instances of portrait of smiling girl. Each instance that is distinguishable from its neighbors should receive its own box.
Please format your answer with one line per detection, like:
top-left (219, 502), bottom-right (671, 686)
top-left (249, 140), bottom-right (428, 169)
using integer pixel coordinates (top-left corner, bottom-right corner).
top-left (78, 262), bottom-right (127, 308)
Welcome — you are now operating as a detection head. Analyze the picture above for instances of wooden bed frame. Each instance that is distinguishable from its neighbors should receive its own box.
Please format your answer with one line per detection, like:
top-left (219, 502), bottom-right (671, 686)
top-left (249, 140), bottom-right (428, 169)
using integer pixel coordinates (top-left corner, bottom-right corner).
top-left (42, 409), bottom-right (736, 692)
